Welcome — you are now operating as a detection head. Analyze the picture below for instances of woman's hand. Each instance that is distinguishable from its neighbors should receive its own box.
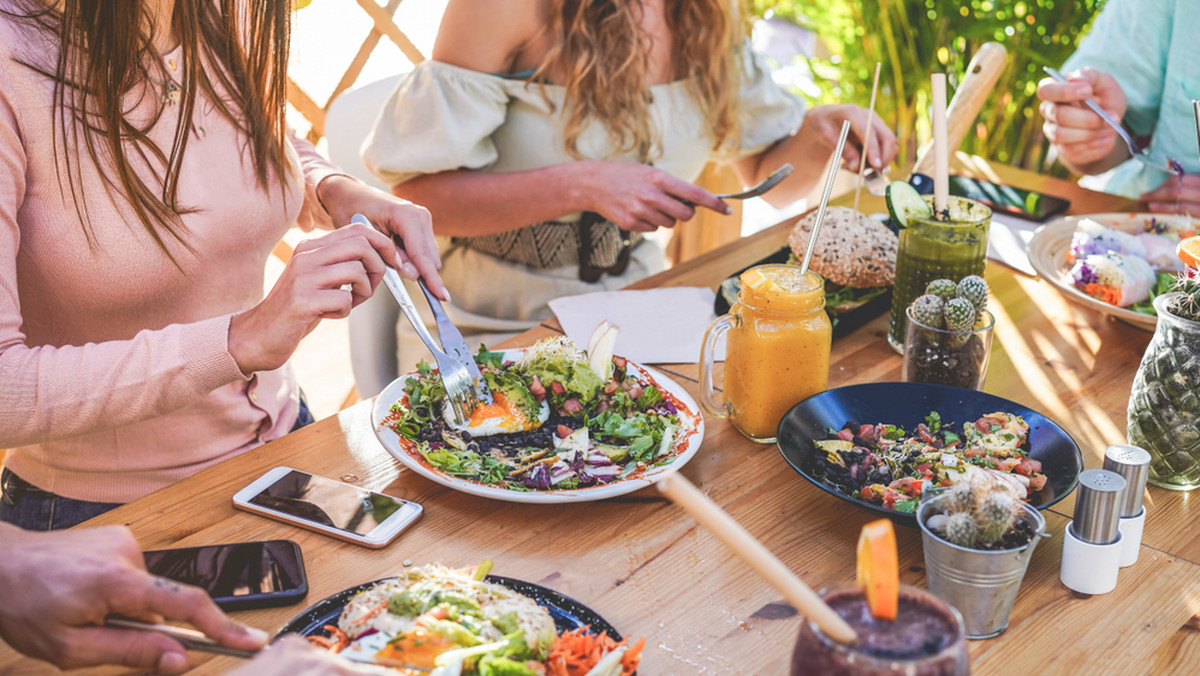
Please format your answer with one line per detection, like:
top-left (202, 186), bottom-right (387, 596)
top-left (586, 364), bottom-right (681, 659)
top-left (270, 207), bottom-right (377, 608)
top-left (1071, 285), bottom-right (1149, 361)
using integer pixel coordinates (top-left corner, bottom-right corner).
top-left (226, 635), bottom-right (390, 675)
top-left (803, 103), bottom-right (900, 172)
top-left (737, 103), bottom-right (899, 208)
top-left (575, 160), bottom-right (732, 233)
top-left (316, 175), bottom-right (448, 300)
top-left (229, 222), bottom-right (400, 374)
top-left (0, 524), bottom-right (267, 674)
top-left (1037, 68), bottom-right (1130, 174)
top-left (1141, 174), bottom-right (1200, 217)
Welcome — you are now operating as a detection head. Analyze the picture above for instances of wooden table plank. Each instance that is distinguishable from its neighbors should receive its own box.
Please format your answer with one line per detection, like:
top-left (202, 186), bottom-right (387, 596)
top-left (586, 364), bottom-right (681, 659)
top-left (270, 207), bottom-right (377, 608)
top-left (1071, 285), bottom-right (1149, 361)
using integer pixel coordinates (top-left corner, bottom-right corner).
top-left (4, 156), bottom-right (1198, 674)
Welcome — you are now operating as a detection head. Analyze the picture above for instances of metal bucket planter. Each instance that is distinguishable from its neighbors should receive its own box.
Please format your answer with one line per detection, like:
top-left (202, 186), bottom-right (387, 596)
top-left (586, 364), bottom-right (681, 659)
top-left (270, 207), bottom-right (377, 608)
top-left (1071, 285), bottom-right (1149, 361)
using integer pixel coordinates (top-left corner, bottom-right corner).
top-left (917, 499), bottom-right (1047, 639)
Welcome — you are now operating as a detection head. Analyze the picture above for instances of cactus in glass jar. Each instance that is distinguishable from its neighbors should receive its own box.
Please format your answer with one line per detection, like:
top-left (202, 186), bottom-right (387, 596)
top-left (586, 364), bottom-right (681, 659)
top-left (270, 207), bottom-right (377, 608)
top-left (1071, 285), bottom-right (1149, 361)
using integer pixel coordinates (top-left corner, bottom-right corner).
top-left (1127, 271), bottom-right (1200, 490)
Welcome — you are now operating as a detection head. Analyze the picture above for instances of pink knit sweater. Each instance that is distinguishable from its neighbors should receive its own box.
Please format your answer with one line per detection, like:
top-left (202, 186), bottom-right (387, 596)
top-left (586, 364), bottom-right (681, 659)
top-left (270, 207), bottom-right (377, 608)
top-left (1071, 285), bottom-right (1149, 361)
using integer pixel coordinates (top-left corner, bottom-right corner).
top-left (0, 11), bottom-right (343, 502)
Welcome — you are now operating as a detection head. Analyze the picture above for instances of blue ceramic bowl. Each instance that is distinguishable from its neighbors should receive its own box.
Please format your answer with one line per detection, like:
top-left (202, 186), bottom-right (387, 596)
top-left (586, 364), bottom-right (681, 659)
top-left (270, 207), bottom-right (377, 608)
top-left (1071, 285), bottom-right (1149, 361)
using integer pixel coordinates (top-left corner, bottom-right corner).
top-left (776, 382), bottom-right (1084, 523)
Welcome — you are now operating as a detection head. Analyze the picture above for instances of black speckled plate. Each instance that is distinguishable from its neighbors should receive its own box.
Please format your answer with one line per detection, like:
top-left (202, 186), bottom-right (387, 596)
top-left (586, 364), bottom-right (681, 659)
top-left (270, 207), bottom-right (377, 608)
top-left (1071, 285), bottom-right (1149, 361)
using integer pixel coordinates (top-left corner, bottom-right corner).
top-left (277, 575), bottom-right (622, 642)
top-left (776, 382), bottom-right (1084, 526)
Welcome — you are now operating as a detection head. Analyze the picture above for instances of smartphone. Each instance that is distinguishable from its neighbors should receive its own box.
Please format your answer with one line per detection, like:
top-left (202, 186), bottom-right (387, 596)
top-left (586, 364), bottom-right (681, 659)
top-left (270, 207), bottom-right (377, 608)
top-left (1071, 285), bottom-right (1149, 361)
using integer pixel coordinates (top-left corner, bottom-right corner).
top-left (143, 540), bottom-right (307, 612)
top-left (947, 174), bottom-right (1071, 222)
top-left (232, 467), bottom-right (423, 548)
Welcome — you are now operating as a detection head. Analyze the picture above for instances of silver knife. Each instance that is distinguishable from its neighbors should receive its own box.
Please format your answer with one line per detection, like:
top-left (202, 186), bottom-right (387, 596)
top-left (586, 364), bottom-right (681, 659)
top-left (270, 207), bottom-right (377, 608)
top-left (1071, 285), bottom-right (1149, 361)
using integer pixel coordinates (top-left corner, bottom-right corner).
top-left (103, 617), bottom-right (429, 671)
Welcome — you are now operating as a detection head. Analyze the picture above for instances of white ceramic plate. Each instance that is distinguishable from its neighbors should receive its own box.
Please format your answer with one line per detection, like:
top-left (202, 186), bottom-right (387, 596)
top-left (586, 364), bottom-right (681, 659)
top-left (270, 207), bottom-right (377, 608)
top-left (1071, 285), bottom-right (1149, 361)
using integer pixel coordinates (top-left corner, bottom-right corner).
top-left (371, 349), bottom-right (704, 503)
top-left (1027, 212), bottom-right (1192, 331)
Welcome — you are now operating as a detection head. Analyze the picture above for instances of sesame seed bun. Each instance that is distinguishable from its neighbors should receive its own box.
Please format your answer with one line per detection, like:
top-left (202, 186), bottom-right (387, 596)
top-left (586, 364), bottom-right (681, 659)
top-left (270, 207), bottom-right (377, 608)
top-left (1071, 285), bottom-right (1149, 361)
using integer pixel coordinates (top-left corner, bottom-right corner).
top-left (787, 206), bottom-right (897, 288)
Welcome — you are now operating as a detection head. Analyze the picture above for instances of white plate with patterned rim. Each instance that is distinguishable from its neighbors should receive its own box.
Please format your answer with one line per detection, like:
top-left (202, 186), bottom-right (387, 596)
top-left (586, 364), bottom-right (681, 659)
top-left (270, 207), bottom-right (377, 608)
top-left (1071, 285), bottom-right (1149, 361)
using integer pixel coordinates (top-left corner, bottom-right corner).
top-left (1027, 212), bottom-right (1195, 331)
top-left (371, 349), bottom-right (704, 503)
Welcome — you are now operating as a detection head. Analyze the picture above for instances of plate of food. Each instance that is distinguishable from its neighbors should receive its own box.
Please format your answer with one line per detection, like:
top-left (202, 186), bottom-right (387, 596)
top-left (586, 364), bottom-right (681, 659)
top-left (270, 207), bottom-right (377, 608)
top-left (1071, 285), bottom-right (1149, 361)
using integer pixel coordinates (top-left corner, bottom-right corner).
top-left (715, 206), bottom-right (895, 335)
top-left (372, 335), bottom-right (704, 503)
top-left (775, 382), bottom-right (1083, 523)
top-left (1027, 212), bottom-right (1196, 330)
top-left (284, 563), bottom-right (641, 675)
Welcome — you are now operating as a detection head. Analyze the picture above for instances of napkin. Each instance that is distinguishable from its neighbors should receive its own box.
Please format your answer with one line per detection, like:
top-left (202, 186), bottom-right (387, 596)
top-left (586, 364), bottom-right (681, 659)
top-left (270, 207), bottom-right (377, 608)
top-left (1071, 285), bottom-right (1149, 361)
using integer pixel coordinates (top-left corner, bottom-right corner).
top-left (987, 211), bottom-right (1041, 276)
top-left (549, 287), bottom-right (725, 364)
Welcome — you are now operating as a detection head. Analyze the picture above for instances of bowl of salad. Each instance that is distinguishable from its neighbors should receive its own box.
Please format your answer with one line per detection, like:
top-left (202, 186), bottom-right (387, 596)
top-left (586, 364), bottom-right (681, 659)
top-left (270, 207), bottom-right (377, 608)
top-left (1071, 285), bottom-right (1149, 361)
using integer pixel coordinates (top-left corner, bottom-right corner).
top-left (775, 382), bottom-right (1083, 523)
top-left (373, 336), bottom-right (704, 504)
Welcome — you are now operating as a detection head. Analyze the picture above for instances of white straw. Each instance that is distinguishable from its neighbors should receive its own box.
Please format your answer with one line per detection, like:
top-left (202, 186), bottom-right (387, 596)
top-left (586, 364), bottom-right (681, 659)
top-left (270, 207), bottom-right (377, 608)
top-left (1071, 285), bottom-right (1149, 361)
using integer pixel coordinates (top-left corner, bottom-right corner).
top-left (853, 62), bottom-right (883, 214)
top-left (931, 73), bottom-right (949, 216)
top-left (799, 120), bottom-right (853, 276)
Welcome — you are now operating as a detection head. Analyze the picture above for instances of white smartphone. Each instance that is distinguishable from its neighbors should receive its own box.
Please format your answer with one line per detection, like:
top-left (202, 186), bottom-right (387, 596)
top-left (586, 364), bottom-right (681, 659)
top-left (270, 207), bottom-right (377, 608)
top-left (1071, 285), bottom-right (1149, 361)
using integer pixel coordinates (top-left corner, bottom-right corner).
top-left (232, 467), bottom-right (423, 548)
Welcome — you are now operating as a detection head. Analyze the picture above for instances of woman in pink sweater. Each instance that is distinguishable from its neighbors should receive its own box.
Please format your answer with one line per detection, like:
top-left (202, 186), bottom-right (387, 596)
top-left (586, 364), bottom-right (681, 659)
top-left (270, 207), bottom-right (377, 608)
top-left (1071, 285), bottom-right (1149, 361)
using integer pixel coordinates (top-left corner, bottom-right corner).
top-left (0, 0), bottom-right (446, 530)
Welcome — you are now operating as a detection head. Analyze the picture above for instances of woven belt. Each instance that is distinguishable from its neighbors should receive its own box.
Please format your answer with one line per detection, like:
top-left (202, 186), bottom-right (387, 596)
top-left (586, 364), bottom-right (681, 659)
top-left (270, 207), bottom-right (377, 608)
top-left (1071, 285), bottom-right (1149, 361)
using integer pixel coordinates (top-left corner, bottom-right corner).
top-left (453, 214), bottom-right (638, 281)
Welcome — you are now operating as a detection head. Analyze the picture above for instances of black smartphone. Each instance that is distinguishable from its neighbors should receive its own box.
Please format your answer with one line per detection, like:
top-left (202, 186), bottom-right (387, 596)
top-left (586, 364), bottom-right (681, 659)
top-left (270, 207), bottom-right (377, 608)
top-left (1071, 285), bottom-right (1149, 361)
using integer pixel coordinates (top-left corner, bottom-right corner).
top-left (143, 539), bottom-right (308, 612)
top-left (946, 174), bottom-right (1070, 222)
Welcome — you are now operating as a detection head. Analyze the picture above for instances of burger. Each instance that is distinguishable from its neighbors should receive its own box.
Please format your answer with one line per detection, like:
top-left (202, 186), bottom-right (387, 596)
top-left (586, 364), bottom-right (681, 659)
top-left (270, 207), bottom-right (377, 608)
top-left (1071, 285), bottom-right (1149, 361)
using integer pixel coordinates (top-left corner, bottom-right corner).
top-left (787, 206), bottom-right (897, 315)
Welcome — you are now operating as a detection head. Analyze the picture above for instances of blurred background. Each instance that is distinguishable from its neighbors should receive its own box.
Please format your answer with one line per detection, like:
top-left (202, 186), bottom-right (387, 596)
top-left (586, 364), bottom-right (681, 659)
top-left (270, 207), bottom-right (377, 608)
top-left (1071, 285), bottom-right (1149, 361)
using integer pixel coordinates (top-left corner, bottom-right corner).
top-left (283, 0), bottom-right (1105, 418)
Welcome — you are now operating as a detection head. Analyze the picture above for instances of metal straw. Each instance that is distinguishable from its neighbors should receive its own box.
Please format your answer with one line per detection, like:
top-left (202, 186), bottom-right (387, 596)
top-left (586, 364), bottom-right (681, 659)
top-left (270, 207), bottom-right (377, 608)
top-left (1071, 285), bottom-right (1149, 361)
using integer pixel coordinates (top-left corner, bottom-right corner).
top-left (799, 120), bottom-right (853, 276)
top-left (1193, 100), bottom-right (1200, 160)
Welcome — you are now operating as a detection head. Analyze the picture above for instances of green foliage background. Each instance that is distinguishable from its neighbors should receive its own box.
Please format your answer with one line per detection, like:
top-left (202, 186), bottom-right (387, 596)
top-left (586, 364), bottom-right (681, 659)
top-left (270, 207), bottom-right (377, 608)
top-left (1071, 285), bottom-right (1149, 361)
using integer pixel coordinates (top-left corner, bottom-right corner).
top-left (752, 0), bottom-right (1105, 174)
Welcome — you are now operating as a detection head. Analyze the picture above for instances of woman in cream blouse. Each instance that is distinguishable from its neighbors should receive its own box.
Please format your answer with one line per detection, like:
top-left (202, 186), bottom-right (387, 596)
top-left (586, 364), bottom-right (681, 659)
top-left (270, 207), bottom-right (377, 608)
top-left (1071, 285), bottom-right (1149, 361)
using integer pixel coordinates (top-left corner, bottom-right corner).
top-left (363, 0), bottom-right (897, 370)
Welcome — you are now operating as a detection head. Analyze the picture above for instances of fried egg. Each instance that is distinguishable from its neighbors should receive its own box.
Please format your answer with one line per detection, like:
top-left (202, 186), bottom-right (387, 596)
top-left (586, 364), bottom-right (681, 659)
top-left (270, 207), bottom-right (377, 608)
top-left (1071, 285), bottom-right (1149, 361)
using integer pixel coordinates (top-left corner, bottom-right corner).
top-left (445, 391), bottom-right (550, 436)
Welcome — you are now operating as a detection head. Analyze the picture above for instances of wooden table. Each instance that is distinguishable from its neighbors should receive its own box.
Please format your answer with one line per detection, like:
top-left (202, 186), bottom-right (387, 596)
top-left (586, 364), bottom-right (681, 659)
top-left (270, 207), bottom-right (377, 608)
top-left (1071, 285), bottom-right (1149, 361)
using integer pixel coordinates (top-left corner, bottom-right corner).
top-left (4, 157), bottom-right (1198, 675)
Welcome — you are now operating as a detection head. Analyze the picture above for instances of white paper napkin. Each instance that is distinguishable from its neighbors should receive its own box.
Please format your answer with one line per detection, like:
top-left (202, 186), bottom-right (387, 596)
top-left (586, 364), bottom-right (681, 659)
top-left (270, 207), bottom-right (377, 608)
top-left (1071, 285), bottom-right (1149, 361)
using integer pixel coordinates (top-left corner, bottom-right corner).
top-left (987, 211), bottom-right (1043, 277)
top-left (549, 287), bottom-right (725, 364)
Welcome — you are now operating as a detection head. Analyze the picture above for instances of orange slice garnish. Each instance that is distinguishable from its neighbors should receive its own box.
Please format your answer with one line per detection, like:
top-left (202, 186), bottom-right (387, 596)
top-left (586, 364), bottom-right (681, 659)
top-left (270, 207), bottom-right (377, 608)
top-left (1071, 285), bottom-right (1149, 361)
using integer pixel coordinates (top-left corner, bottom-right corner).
top-left (1178, 236), bottom-right (1200, 269)
top-left (856, 518), bottom-right (899, 620)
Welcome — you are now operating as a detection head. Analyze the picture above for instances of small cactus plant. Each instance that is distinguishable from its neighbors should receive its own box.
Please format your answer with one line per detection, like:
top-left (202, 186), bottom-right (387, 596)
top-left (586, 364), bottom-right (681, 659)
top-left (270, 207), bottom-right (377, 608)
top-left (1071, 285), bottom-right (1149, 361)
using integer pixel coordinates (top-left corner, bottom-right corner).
top-left (957, 275), bottom-right (989, 313)
top-left (906, 276), bottom-right (989, 331)
top-left (943, 297), bottom-right (977, 332)
top-left (926, 278), bottom-right (957, 300)
top-left (924, 475), bottom-right (1024, 549)
top-left (910, 294), bottom-right (946, 328)
top-left (1164, 273), bottom-right (1200, 321)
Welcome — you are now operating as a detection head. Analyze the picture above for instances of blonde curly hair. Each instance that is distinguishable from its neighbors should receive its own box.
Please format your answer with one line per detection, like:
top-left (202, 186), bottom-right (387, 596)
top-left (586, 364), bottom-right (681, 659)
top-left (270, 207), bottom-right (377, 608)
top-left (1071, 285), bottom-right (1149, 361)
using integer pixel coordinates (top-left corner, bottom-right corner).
top-left (532, 0), bottom-right (746, 162)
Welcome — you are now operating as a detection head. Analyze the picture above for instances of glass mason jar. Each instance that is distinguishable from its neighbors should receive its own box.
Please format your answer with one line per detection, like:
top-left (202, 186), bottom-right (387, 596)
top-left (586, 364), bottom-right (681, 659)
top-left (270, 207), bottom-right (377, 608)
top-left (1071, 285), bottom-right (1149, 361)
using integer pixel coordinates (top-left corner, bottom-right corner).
top-left (790, 585), bottom-right (969, 676)
top-left (1127, 293), bottom-right (1200, 490)
top-left (888, 196), bottom-right (992, 352)
top-left (699, 265), bottom-right (832, 443)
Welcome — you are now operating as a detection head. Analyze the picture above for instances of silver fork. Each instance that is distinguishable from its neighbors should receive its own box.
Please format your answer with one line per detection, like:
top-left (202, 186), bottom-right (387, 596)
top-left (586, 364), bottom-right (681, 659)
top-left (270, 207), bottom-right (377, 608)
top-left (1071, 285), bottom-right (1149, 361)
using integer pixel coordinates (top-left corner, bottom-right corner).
top-left (681, 163), bottom-right (793, 207)
top-left (418, 278), bottom-right (492, 405)
top-left (1043, 66), bottom-right (1177, 175)
top-left (715, 163), bottom-right (793, 200)
top-left (351, 214), bottom-right (478, 425)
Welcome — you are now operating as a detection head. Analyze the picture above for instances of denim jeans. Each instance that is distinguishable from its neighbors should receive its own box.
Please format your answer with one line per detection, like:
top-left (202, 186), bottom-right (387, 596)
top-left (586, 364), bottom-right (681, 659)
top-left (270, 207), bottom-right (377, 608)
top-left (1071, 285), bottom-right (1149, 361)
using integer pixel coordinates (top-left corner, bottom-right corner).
top-left (0, 397), bottom-right (315, 531)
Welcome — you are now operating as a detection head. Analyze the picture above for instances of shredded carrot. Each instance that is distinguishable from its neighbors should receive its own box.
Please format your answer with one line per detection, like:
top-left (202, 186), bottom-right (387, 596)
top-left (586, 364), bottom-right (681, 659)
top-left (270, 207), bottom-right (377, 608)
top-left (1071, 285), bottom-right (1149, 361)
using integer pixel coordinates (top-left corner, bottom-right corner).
top-left (349, 600), bottom-right (390, 628)
top-left (322, 624), bottom-right (351, 653)
top-left (546, 626), bottom-right (642, 676)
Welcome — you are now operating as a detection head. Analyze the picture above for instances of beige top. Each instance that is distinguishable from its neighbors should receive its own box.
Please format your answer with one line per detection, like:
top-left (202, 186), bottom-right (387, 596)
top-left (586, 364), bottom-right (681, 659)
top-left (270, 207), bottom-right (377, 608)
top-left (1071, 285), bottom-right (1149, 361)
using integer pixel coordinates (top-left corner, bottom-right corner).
top-left (362, 45), bottom-right (806, 202)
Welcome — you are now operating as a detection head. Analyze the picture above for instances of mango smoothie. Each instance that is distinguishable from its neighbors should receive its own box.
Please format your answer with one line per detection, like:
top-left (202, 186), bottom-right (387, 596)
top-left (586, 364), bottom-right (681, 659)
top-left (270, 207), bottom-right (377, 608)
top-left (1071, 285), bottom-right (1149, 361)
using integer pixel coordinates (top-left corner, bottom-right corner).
top-left (700, 265), bottom-right (832, 443)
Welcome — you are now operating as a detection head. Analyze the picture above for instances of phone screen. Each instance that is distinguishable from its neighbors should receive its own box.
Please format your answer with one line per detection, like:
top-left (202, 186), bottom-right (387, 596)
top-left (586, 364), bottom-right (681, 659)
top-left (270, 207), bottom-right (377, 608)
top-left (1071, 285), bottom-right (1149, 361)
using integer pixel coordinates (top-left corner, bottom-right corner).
top-left (143, 540), bottom-right (305, 603)
top-left (947, 175), bottom-right (1071, 221)
top-left (247, 469), bottom-right (408, 536)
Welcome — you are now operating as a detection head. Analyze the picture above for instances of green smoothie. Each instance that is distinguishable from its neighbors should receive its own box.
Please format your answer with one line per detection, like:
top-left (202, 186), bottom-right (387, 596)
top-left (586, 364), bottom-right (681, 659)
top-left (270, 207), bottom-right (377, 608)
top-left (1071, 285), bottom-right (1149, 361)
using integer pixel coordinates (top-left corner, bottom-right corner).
top-left (888, 196), bottom-right (992, 352)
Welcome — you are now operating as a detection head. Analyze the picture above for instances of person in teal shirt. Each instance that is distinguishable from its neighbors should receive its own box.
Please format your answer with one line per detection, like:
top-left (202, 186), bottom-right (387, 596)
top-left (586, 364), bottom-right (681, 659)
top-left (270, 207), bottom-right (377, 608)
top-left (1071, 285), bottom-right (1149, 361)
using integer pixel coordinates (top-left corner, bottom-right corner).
top-left (1037, 0), bottom-right (1200, 215)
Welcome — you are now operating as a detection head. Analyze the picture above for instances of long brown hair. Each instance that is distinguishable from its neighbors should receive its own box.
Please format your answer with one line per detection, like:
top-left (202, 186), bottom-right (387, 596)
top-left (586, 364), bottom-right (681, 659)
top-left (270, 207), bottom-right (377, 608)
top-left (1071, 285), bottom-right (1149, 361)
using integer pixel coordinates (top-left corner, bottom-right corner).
top-left (534, 0), bottom-right (745, 162)
top-left (4, 0), bottom-right (292, 262)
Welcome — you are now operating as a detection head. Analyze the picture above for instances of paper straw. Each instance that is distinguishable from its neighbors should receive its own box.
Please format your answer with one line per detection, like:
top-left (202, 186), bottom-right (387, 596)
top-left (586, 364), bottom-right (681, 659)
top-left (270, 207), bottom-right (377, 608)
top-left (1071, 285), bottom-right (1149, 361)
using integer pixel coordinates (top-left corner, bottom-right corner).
top-left (799, 120), bottom-right (853, 276)
top-left (853, 62), bottom-right (883, 214)
top-left (656, 472), bottom-right (858, 644)
top-left (931, 73), bottom-right (949, 215)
